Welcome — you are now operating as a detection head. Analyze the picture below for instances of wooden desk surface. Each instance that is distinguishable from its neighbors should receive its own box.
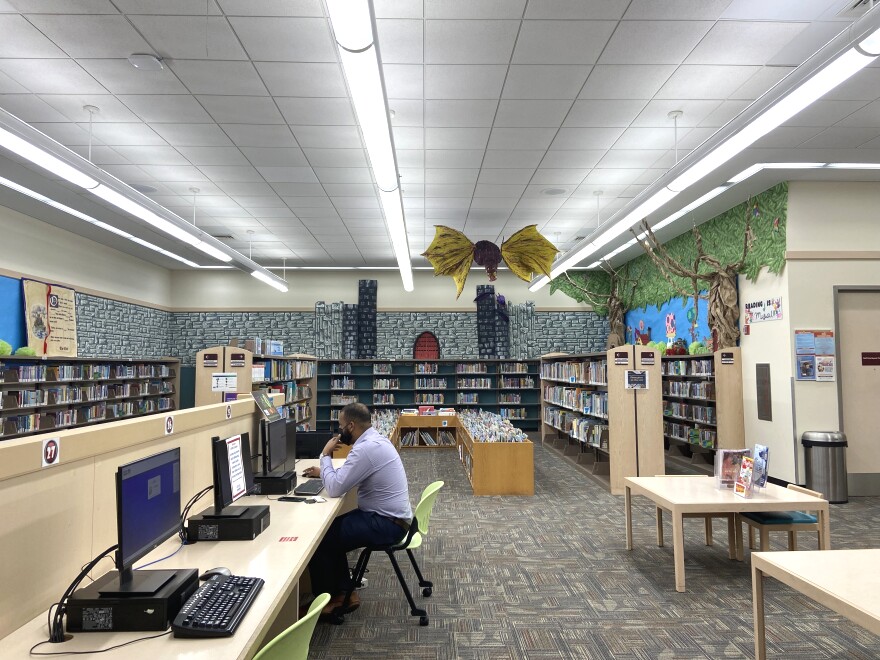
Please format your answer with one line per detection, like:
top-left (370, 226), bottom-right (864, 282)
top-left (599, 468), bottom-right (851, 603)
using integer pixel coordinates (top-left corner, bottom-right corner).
top-left (2, 459), bottom-right (348, 660)
top-left (753, 549), bottom-right (880, 636)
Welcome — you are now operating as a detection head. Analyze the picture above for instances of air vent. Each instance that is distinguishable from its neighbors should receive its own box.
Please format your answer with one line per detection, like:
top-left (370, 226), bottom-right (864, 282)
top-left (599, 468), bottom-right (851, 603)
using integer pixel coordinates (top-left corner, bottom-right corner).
top-left (210, 234), bottom-right (234, 240)
top-left (838, 0), bottom-right (873, 18)
top-left (129, 183), bottom-right (157, 194)
top-left (541, 187), bottom-right (568, 196)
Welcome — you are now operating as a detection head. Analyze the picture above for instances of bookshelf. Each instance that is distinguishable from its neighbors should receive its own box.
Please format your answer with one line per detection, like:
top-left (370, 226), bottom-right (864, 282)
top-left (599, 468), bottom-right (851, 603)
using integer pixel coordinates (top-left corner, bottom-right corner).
top-left (540, 346), bottom-right (664, 495)
top-left (315, 359), bottom-right (539, 432)
top-left (661, 347), bottom-right (745, 475)
top-left (0, 356), bottom-right (179, 440)
top-left (251, 353), bottom-right (316, 430)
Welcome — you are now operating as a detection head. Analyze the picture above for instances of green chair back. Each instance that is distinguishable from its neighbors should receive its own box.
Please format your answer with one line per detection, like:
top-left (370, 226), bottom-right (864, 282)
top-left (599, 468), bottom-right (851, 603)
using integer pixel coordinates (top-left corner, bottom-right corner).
top-left (252, 592), bottom-right (330, 660)
top-left (413, 481), bottom-right (444, 537)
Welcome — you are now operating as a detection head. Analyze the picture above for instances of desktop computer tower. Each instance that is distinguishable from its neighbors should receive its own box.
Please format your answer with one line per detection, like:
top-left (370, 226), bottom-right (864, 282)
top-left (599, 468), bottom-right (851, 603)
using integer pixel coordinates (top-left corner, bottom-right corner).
top-left (186, 504), bottom-right (270, 542)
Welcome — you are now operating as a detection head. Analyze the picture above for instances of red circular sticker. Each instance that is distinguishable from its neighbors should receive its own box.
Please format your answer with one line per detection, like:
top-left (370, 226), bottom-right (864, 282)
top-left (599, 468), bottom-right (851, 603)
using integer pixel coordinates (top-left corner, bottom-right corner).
top-left (43, 439), bottom-right (59, 466)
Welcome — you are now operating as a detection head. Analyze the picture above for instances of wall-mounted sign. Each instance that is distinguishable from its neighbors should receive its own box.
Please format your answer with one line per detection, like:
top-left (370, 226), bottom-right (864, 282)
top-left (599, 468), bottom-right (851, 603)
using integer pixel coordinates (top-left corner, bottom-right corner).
top-left (795, 330), bottom-right (835, 381)
top-left (625, 370), bottom-right (648, 389)
top-left (211, 372), bottom-right (238, 392)
top-left (721, 352), bottom-right (735, 365)
top-left (640, 351), bottom-right (655, 366)
top-left (202, 353), bottom-right (219, 367)
top-left (744, 297), bottom-right (783, 324)
top-left (229, 352), bottom-right (246, 368)
top-left (614, 350), bottom-right (629, 366)
top-left (164, 415), bottom-right (174, 435)
top-left (862, 352), bottom-right (880, 366)
top-left (41, 437), bottom-right (60, 468)
top-left (226, 405), bottom-right (232, 420)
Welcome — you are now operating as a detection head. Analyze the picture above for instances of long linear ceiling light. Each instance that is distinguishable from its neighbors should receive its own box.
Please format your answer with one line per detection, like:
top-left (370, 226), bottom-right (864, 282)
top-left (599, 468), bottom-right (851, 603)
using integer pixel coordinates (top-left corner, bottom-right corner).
top-left (0, 108), bottom-right (289, 291)
top-left (326, 0), bottom-right (413, 292)
top-left (530, 11), bottom-right (880, 292)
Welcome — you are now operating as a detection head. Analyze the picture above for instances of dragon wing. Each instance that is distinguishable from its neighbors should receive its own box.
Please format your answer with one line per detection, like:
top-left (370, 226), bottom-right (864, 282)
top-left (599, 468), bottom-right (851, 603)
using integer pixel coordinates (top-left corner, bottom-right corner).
top-left (500, 225), bottom-right (559, 282)
top-left (421, 225), bottom-right (475, 299)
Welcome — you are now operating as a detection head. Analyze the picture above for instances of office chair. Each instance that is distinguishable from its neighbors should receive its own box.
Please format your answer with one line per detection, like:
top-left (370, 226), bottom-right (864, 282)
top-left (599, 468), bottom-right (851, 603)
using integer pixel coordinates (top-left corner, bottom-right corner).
top-left (738, 484), bottom-right (822, 553)
top-left (403, 481), bottom-right (445, 597)
top-left (252, 592), bottom-right (330, 660)
top-left (654, 475), bottom-right (737, 560)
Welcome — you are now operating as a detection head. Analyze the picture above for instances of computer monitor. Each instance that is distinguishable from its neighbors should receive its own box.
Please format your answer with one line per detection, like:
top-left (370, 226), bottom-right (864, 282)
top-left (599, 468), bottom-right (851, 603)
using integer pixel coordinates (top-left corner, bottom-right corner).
top-left (285, 419), bottom-right (298, 469)
top-left (206, 432), bottom-right (255, 519)
top-left (100, 448), bottom-right (182, 596)
top-left (261, 418), bottom-right (288, 475)
top-left (295, 430), bottom-right (334, 459)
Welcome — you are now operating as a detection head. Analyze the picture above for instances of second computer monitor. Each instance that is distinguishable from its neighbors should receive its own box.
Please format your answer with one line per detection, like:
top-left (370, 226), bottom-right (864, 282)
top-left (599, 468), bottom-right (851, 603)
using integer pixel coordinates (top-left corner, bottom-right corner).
top-left (210, 432), bottom-right (255, 517)
top-left (261, 418), bottom-right (288, 475)
top-left (295, 430), bottom-right (335, 459)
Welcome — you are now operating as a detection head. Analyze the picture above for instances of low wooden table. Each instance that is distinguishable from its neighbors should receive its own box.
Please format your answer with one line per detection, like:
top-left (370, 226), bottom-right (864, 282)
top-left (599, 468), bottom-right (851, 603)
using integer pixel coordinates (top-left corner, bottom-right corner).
top-left (624, 476), bottom-right (830, 592)
top-left (752, 549), bottom-right (880, 659)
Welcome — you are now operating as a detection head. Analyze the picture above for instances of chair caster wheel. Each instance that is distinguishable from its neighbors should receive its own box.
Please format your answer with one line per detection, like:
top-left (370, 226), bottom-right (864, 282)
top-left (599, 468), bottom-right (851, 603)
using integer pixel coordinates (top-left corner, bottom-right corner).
top-left (419, 615), bottom-right (429, 626)
top-left (422, 587), bottom-right (432, 597)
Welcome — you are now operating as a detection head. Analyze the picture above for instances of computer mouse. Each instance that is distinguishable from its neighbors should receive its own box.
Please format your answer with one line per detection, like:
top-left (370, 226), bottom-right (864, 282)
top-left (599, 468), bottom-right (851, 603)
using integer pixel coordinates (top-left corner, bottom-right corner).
top-left (200, 566), bottom-right (232, 581)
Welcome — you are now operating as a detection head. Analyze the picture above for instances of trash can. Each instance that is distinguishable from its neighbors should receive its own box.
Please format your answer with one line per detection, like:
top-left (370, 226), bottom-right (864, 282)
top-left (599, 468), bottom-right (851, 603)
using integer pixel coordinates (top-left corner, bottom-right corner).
top-left (802, 431), bottom-right (848, 503)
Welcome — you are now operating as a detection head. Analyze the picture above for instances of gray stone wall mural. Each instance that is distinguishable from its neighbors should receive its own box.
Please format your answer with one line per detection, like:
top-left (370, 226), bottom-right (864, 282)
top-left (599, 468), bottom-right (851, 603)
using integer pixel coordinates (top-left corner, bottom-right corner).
top-left (314, 301), bottom-right (342, 359)
top-left (376, 312), bottom-right (478, 358)
top-left (532, 311), bottom-right (608, 355)
top-left (75, 293), bottom-right (171, 359)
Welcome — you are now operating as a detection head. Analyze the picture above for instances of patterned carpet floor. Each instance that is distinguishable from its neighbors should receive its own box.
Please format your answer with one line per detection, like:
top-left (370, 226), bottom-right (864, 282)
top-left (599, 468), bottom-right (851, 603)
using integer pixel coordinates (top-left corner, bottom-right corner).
top-left (308, 442), bottom-right (880, 659)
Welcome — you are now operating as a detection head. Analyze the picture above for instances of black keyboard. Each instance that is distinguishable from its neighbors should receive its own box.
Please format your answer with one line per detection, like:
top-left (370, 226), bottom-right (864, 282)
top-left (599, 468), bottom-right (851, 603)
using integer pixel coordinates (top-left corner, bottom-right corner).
top-left (172, 574), bottom-right (264, 638)
top-left (294, 479), bottom-right (324, 496)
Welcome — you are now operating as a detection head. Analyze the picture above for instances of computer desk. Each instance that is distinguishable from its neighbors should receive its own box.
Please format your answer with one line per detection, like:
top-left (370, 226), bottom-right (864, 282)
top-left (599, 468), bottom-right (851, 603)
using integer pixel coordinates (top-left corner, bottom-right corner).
top-left (2, 459), bottom-right (353, 660)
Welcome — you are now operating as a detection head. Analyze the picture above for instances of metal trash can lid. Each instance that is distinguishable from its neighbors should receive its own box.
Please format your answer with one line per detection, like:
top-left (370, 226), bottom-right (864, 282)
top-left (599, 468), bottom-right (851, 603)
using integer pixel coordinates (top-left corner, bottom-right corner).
top-left (802, 431), bottom-right (847, 448)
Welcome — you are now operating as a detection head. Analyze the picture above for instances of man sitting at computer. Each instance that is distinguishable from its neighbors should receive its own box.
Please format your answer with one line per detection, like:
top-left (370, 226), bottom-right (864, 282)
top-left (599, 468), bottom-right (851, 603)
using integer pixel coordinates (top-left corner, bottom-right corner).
top-left (302, 402), bottom-right (412, 617)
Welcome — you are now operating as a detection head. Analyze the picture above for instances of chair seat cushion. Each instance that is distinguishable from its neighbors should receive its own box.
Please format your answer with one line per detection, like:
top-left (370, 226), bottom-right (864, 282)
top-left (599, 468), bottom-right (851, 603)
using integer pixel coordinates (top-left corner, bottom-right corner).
top-left (741, 511), bottom-right (818, 525)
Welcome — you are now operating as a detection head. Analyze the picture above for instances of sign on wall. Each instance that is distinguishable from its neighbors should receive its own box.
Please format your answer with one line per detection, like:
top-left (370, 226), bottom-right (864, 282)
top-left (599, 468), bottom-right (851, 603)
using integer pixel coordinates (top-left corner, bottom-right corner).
top-left (744, 297), bottom-right (783, 323)
top-left (22, 279), bottom-right (77, 357)
top-left (795, 329), bottom-right (836, 382)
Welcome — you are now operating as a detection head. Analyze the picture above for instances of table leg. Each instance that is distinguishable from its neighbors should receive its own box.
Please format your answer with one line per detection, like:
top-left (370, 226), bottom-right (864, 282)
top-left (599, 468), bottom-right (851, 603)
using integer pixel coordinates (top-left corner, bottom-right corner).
top-left (672, 509), bottom-right (685, 592)
top-left (818, 505), bottom-right (831, 550)
top-left (656, 507), bottom-right (664, 547)
top-left (727, 514), bottom-right (736, 560)
top-left (625, 486), bottom-right (633, 551)
top-left (735, 514), bottom-right (744, 562)
top-left (752, 562), bottom-right (767, 660)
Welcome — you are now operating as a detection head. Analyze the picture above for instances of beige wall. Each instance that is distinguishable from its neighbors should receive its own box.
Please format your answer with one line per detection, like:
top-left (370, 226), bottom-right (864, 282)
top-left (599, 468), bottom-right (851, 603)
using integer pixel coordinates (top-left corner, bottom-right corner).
top-left (0, 203), bottom-right (172, 308)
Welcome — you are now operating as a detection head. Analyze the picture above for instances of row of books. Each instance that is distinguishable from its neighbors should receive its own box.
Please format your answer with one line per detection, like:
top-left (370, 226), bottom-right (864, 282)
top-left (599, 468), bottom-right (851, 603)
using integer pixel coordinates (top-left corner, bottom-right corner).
top-left (457, 377), bottom-right (492, 389)
top-left (414, 362), bottom-right (438, 374)
top-left (415, 378), bottom-right (447, 389)
top-left (373, 363), bottom-right (393, 374)
top-left (570, 417), bottom-right (608, 448)
top-left (664, 401), bottom-right (717, 424)
top-left (1, 399), bottom-right (175, 436)
top-left (330, 377), bottom-right (356, 390)
top-left (543, 406), bottom-right (582, 434)
top-left (543, 386), bottom-right (608, 418)
top-left (458, 409), bottom-right (528, 443)
top-left (498, 407), bottom-right (528, 420)
top-left (499, 363), bottom-right (530, 373)
top-left (400, 429), bottom-right (455, 447)
top-left (253, 359), bottom-right (315, 382)
top-left (663, 358), bottom-right (714, 377)
top-left (499, 376), bottom-right (534, 388)
top-left (284, 384), bottom-right (312, 403)
top-left (0, 382), bottom-right (173, 409)
top-left (539, 359), bottom-right (608, 385)
top-left (663, 380), bottom-right (715, 400)
top-left (457, 393), bottom-right (479, 404)
top-left (330, 394), bottom-right (358, 406)
top-left (456, 363), bottom-right (487, 374)
top-left (415, 393), bottom-right (444, 404)
top-left (664, 421), bottom-right (717, 448)
top-left (291, 403), bottom-right (311, 423)
top-left (373, 393), bottom-right (395, 404)
top-left (1, 362), bottom-right (173, 383)
top-left (373, 378), bottom-right (399, 390)
top-left (498, 393), bottom-right (522, 404)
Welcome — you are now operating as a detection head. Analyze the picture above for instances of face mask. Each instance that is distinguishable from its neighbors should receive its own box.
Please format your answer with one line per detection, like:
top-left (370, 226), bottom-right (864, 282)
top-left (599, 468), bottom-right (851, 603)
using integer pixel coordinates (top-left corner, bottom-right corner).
top-left (339, 424), bottom-right (354, 445)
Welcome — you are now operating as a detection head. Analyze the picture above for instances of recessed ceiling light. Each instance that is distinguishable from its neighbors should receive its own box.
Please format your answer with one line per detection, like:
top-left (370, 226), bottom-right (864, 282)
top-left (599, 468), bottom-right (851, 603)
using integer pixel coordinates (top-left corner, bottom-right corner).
top-left (128, 183), bottom-right (157, 194)
top-left (128, 53), bottom-right (164, 71)
top-left (541, 187), bottom-right (568, 196)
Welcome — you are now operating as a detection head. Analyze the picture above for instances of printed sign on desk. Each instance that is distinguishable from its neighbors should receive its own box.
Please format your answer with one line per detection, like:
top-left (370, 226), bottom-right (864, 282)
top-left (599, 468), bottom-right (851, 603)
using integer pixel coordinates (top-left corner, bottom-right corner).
top-left (212, 372), bottom-right (238, 392)
top-left (624, 370), bottom-right (648, 389)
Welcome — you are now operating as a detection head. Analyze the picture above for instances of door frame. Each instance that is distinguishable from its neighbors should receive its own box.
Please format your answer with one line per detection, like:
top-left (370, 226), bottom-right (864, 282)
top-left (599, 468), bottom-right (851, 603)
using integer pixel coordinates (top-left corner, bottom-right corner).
top-left (833, 285), bottom-right (880, 430)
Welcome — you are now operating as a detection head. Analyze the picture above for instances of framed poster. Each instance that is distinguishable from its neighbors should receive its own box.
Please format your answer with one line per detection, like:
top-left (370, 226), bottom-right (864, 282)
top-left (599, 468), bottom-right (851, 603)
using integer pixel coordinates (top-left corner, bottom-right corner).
top-left (22, 279), bottom-right (77, 357)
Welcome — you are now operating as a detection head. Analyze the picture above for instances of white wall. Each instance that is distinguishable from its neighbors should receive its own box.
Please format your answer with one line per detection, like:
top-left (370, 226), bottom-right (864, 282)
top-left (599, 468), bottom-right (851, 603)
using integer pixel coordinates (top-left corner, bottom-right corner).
top-left (170, 267), bottom-right (592, 311)
top-left (0, 204), bottom-right (172, 308)
top-left (738, 267), bottom-right (796, 482)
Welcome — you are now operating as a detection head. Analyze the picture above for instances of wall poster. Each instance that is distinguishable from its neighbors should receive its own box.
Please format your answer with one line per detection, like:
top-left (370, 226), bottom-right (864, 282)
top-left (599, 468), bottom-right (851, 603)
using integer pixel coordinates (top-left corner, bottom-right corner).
top-left (22, 278), bottom-right (77, 357)
top-left (794, 330), bottom-right (835, 382)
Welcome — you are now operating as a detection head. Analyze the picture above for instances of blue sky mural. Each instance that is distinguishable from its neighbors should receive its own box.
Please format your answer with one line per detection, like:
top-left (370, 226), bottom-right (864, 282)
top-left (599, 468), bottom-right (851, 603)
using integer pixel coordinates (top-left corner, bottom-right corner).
top-left (0, 275), bottom-right (25, 350)
top-left (624, 294), bottom-right (711, 347)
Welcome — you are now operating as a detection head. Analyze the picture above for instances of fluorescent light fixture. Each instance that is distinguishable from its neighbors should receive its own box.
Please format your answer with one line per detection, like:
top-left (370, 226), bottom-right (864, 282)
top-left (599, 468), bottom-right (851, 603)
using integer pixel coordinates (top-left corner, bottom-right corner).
top-left (90, 184), bottom-right (201, 246)
top-left (728, 164), bottom-right (765, 184)
top-left (0, 126), bottom-right (98, 190)
top-left (193, 240), bottom-right (233, 263)
top-left (251, 269), bottom-right (289, 292)
top-left (528, 276), bottom-right (550, 292)
top-left (859, 27), bottom-right (880, 54)
top-left (326, 0), bottom-right (373, 50)
top-left (379, 188), bottom-right (414, 291)
top-left (587, 261), bottom-right (602, 269)
top-left (826, 162), bottom-right (880, 169)
top-left (669, 48), bottom-right (875, 192)
top-left (0, 175), bottom-right (198, 267)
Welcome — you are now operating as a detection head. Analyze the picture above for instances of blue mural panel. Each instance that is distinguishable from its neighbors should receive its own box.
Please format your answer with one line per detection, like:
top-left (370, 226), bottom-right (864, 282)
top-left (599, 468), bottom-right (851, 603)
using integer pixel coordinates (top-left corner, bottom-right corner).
top-left (0, 275), bottom-right (25, 350)
top-left (624, 294), bottom-right (711, 347)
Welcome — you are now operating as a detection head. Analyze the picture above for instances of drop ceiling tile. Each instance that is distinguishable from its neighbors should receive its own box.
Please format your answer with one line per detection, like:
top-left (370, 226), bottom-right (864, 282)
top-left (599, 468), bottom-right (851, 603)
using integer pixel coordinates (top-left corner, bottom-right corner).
top-left (526, 0), bottom-right (628, 19)
top-left (697, 100), bottom-right (751, 127)
top-left (530, 168), bottom-right (590, 184)
top-left (677, 126), bottom-right (716, 149)
top-left (176, 146), bottom-right (250, 166)
top-left (626, 0), bottom-right (732, 20)
top-left (68, 144), bottom-right (126, 164)
top-left (396, 149), bottom-right (425, 167)
top-left (596, 149), bottom-right (664, 168)
top-left (303, 148), bottom-right (368, 168)
top-left (425, 183), bottom-right (476, 197)
top-left (582, 168), bottom-right (645, 184)
top-left (729, 66), bottom-right (795, 100)
top-left (426, 149), bottom-right (485, 168)
top-left (613, 126), bottom-right (680, 150)
top-left (39, 94), bottom-right (141, 122)
top-left (767, 21), bottom-right (845, 68)
top-left (382, 64), bottom-right (423, 100)
top-left (376, 19), bottom-right (424, 64)
top-left (467, 209), bottom-right (513, 221)
top-left (253, 207), bottom-right (298, 218)
top-left (474, 183), bottom-right (527, 197)
top-left (513, 20), bottom-right (616, 65)
top-left (631, 99), bottom-right (723, 127)
top-left (425, 198), bottom-right (471, 209)
top-left (77, 122), bottom-right (167, 146)
top-left (332, 196), bottom-right (380, 209)
top-left (656, 65), bottom-right (761, 100)
top-left (321, 183), bottom-right (376, 197)
top-left (424, 65), bottom-right (507, 99)
top-left (425, 0), bottom-right (525, 18)
top-left (832, 100), bottom-right (880, 128)
top-left (254, 62), bottom-right (347, 97)
top-left (401, 184), bottom-right (425, 196)
top-left (227, 17), bottom-right (335, 61)
top-left (540, 150), bottom-right (603, 169)
top-left (0, 15), bottom-right (66, 57)
top-left (243, 148), bottom-right (310, 168)
top-left (196, 165), bottom-right (263, 181)
top-left (424, 127), bottom-right (491, 150)
top-left (392, 127), bottom-right (424, 149)
top-left (26, 15), bottom-right (151, 58)
top-left (0, 70), bottom-right (27, 94)
top-left (599, 21), bottom-right (713, 64)
top-left (291, 125), bottom-right (364, 149)
top-left (622, 184), bottom-right (648, 197)
top-left (258, 168), bottom-right (318, 183)
top-left (29, 122), bottom-right (95, 145)
top-left (425, 20), bottom-right (519, 64)
top-left (118, 94), bottom-right (213, 123)
top-left (482, 149), bottom-right (545, 169)
top-left (425, 100), bottom-right (498, 127)
top-left (550, 127), bottom-right (625, 150)
top-left (313, 167), bottom-right (375, 183)
top-left (564, 99), bottom-right (648, 127)
top-left (162, 181), bottom-right (225, 195)
top-left (221, 124), bottom-right (297, 147)
top-left (276, 97), bottom-right (355, 125)
top-left (151, 123), bottom-right (234, 147)
top-left (113, 0), bottom-right (223, 14)
top-left (579, 64), bottom-right (676, 100)
top-left (785, 100), bottom-right (868, 127)
top-left (129, 16), bottom-right (247, 60)
top-left (0, 59), bottom-right (105, 94)
top-left (686, 21), bottom-right (809, 66)
top-left (139, 164), bottom-right (210, 180)
top-left (234, 196), bottom-right (286, 208)
top-left (283, 196), bottom-right (334, 209)
top-left (169, 61), bottom-right (268, 96)
top-left (502, 65), bottom-right (591, 100)
top-left (515, 197), bottom-right (565, 209)
top-left (477, 169), bottom-right (534, 184)
top-left (387, 99), bottom-right (423, 126)
top-left (487, 127), bottom-right (556, 150)
top-left (217, 0), bottom-right (324, 16)
top-left (494, 100), bottom-right (573, 127)
top-left (374, 0), bottom-right (423, 18)
top-left (826, 68), bottom-right (880, 102)
top-left (337, 209), bottom-right (383, 219)
top-left (76, 58), bottom-right (187, 95)
top-left (198, 96), bottom-right (285, 124)
top-left (800, 126), bottom-right (880, 148)
top-left (425, 168), bottom-right (480, 184)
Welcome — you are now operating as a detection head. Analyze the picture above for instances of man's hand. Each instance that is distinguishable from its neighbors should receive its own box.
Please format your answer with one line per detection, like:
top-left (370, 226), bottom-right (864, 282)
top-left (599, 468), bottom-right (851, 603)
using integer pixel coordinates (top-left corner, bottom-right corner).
top-left (302, 466), bottom-right (320, 478)
top-left (321, 435), bottom-right (341, 458)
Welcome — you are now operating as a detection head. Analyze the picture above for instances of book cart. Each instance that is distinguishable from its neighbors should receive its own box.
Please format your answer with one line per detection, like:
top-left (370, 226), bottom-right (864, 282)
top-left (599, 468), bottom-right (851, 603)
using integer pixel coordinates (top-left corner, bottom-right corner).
top-left (540, 346), bottom-right (664, 495)
top-left (661, 347), bottom-right (745, 475)
top-left (0, 355), bottom-right (179, 440)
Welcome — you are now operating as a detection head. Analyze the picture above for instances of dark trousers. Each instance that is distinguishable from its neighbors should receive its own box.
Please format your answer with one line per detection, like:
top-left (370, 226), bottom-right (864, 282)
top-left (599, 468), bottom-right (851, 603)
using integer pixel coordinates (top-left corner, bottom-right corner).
top-left (308, 509), bottom-right (405, 596)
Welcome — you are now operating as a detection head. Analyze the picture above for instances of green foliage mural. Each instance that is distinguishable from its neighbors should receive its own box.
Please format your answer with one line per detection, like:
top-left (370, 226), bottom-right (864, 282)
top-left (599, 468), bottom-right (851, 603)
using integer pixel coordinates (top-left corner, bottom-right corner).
top-left (551, 182), bottom-right (788, 313)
